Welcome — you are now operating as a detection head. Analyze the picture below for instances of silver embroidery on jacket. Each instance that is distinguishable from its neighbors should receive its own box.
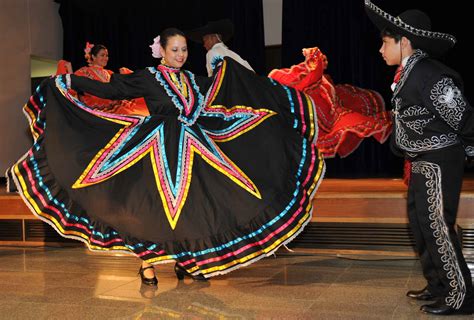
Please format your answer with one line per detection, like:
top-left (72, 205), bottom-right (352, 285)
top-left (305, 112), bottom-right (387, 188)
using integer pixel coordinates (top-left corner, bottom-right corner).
top-left (404, 118), bottom-right (434, 135)
top-left (391, 50), bottom-right (427, 101)
top-left (393, 98), bottom-right (458, 152)
top-left (430, 78), bottom-right (466, 130)
top-left (411, 161), bottom-right (466, 309)
top-left (400, 106), bottom-right (434, 135)
top-left (400, 105), bottom-right (430, 117)
top-left (466, 146), bottom-right (474, 156)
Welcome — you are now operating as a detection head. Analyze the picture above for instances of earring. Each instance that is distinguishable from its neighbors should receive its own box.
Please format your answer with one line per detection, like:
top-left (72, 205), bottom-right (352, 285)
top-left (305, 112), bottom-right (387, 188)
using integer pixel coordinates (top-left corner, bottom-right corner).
top-left (161, 58), bottom-right (166, 65)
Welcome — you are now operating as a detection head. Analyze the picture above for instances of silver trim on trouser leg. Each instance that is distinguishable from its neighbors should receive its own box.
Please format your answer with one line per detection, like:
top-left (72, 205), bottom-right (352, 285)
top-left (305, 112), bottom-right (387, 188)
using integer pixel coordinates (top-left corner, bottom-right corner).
top-left (412, 161), bottom-right (466, 309)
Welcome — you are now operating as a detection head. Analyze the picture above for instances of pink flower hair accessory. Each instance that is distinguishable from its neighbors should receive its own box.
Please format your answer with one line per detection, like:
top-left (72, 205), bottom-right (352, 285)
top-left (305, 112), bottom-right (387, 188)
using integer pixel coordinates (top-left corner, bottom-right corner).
top-left (150, 36), bottom-right (162, 58)
top-left (84, 42), bottom-right (95, 63)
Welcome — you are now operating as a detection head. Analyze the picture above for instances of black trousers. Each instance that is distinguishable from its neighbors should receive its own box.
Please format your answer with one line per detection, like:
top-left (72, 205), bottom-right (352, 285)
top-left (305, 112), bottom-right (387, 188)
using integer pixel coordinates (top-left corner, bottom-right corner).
top-left (408, 144), bottom-right (473, 309)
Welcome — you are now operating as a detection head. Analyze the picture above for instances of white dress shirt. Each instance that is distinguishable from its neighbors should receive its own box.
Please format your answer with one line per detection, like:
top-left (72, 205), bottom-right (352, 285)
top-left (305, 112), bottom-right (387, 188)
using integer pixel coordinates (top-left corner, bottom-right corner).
top-left (206, 42), bottom-right (254, 76)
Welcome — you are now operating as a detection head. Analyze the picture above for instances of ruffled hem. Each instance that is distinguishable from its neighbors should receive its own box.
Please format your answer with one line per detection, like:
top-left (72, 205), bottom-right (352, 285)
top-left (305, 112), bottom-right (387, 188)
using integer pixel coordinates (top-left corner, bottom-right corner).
top-left (8, 68), bottom-right (326, 278)
top-left (9, 141), bottom-right (325, 277)
top-left (269, 47), bottom-right (392, 158)
top-left (317, 117), bottom-right (392, 158)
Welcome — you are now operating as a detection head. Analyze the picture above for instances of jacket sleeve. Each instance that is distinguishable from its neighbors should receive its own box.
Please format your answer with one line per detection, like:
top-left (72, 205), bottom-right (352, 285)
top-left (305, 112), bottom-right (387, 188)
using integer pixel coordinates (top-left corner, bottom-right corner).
top-left (420, 72), bottom-right (474, 156)
top-left (69, 70), bottom-right (147, 100)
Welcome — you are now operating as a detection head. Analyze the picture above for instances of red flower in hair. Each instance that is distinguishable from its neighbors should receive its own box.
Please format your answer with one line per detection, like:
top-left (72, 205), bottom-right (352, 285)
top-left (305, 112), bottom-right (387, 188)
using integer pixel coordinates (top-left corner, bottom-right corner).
top-left (84, 42), bottom-right (94, 55)
top-left (84, 42), bottom-right (95, 64)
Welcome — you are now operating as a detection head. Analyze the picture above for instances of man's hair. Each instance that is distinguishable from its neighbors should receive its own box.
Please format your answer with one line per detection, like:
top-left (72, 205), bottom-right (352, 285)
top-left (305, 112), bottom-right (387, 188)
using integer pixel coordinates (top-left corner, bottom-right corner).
top-left (205, 33), bottom-right (223, 43)
top-left (381, 27), bottom-right (402, 43)
top-left (381, 27), bottom-right (419, 49)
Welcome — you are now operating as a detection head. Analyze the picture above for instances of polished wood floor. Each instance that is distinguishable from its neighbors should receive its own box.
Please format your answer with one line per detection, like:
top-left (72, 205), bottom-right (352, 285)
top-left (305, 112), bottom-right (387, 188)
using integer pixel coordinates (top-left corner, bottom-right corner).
top-left (1, 246), bottom-right (472, 319)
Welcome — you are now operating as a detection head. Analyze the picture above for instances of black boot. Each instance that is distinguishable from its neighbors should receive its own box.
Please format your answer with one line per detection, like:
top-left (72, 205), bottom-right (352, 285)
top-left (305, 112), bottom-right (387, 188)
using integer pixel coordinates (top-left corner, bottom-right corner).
top-left (421, 298), bottom-right (474, 315)
top-left (406, 286), bottom-right (436, 300)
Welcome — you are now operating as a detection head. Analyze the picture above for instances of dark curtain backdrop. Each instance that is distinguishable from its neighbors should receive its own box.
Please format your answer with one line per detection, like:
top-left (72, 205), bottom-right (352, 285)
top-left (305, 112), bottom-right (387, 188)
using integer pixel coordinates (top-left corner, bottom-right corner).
top-left (55, 0), bottom-right (265, 76)
top-left (282, 0), bottom-right (472, 178)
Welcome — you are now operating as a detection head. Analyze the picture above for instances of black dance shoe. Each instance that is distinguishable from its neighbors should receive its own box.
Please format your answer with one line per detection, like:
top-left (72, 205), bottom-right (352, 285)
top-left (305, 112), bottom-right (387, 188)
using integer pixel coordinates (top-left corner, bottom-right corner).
top-left (421, 299), bottom-right (474, 315)
top-left (138, 265), bottom-right (158, 286)
top-left (406, 286), bottom-right (436, 301)
top-left (174, 263), bottom-right (207, 281)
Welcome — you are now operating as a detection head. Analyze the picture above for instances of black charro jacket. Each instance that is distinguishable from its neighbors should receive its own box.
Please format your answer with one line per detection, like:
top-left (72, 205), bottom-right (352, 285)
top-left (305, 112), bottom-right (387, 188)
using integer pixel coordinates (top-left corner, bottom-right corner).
top-left (390, 50), bottom-right (474, 158)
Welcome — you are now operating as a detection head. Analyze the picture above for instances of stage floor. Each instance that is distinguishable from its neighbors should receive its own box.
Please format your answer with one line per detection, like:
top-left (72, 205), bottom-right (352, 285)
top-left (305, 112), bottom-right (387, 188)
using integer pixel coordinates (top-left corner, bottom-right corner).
top-left (1, 246), bottom-right (472, 319)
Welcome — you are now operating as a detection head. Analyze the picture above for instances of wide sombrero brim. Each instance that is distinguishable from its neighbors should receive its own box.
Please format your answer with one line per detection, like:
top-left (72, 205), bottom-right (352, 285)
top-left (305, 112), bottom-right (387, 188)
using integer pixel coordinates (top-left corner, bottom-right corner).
top-left (187, 19), bottom-right (234, 43)
top-left (365, 0), bottom-right (456, 56)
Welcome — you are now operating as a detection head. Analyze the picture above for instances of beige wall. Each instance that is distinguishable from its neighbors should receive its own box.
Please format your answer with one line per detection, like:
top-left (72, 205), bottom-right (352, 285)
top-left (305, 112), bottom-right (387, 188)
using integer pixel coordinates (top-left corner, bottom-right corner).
top-left (263, 0), bottom-right (282, 46)
top-left (0, 0), bottom-right (62, 175)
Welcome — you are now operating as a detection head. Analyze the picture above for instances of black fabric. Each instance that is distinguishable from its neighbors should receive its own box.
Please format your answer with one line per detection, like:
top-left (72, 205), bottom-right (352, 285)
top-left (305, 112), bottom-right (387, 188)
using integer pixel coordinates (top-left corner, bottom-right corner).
top-left (281, 0), bottom-right (472, 177)
top-left (187, 19), bottom-right (234, 43)
top-left (9, 58), bottom-right (323, 277)
top-left (55, 0), bottom-right (265, 76)
top-left (390, 52), bottom-right (474, 159)
top-left (408, 145), bottom-right (473, 306)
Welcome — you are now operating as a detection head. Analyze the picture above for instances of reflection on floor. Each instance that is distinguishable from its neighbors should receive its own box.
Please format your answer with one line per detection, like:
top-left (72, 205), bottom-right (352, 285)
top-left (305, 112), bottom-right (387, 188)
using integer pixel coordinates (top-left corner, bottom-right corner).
top-left (0, 247), bottom-right (473, 320)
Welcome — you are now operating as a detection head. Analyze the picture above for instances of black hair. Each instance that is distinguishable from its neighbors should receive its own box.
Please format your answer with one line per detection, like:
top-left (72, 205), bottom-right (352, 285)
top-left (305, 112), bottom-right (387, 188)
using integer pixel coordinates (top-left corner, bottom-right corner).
top-left (90, 44), bottom-right (107, 57)
top-left (380, 27), bottom-right (419, 49)
top-left (380, 28), bottom-right (402, 43)
top-left (159, 28), bottom-right (186, 49)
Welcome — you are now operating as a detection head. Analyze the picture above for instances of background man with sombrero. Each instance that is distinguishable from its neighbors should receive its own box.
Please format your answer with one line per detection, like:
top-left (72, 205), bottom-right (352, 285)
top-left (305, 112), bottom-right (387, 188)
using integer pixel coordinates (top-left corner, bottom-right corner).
top-left (365, 0), bottom-right (474, 315)
top-left (187, 19), bottom-right (254, 76)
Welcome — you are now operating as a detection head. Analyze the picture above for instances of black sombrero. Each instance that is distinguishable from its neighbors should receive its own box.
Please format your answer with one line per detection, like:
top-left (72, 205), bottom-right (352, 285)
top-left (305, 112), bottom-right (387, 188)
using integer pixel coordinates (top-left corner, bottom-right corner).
top-left (187, 19), bottom-right (234, 43)
top-left (365, 0), bottom-right (456, 56)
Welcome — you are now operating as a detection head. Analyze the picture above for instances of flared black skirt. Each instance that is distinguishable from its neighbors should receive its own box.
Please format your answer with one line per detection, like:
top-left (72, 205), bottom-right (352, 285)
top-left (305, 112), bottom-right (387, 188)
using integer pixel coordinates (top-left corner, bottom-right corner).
top-left (8, 58), bottom-right (325, 278)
